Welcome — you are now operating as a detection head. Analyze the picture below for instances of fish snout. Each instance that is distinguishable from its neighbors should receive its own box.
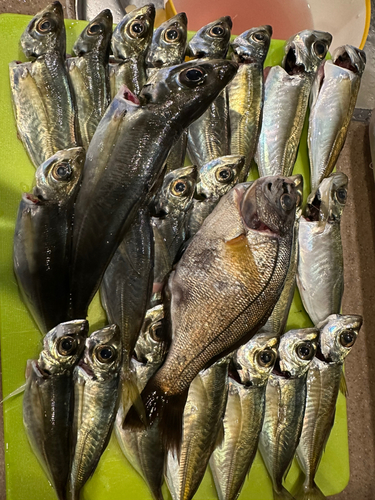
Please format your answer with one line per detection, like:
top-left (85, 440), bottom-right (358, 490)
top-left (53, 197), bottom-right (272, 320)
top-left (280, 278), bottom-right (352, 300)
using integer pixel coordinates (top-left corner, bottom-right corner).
top-left (261, 176), bottom-right (298, 213)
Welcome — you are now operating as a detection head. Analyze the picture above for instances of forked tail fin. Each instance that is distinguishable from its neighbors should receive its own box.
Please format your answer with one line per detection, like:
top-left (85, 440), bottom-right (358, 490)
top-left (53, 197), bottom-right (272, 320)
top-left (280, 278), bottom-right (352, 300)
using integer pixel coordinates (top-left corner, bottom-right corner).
top-left (294, 481), bottom-right (326, 500)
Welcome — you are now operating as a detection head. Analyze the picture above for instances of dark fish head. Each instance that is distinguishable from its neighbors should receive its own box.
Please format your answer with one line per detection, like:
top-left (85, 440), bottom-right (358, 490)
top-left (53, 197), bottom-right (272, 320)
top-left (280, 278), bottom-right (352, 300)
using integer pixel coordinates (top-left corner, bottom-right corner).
top-left (231, 25), bottom-right (272, 65)
top-left (20, 1), bottom-right (66, 59)
top-left (146, 13), bottom-right (188, 69)
top-left (111, 4), bottom-right (155, 60)
top-left (332, 44), bottom-right (366, 76)
top-left (40, 320), bottom-right (89, 373)
top-left (151, 165), bottom-right (197, 217)
top-left (305, 172), bottom-right (348, 223)
top-left (234, 331), bottom-right (279, 386)
top-left (83, 325), bottom-right (122, 379)
top-left (73, 9), bottom-right (113, 58)
top-left (33, 147), bottom-right (85, 204)
top-left (140, 58), bottom-right (237, 128)
top-left (240, 175), bottom-right (301, 238)
top-left (197, 155), bottom-right (245, 198)
top-left (317, 314), bottom-right (362, 363)
top-left (186, 16), bottom-right (232, 59)
top-left (276, 328), bottom-right (319, 378)
top-left (134, 305), bottom-right (167, 365)
top-left (283, 30), bottom-right (332, 76)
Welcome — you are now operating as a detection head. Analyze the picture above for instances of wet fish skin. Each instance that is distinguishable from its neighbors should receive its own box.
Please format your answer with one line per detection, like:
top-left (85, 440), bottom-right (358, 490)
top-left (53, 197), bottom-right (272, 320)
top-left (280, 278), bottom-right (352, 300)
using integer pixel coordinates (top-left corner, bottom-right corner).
top-left (228, 25), bottom-right (273, 180)
top-left (70, 325), bottom-right (122, 500)
top-left (295, 314), bottom-right (362, 500)
top-left (259, 327), bottom-right (319, 500)
top-left (14, 148), bottom-right (85, 334)
top-left (23, 320), bottom-right (88, 500)
top-left (187, 155), bottom-right (245, 238)
top-left (67, 10), bottom-right (113, 150)
top-left (110, 4), bottom-right (155, 96)
top-left (308, 45), bottom-right (366, 191)
top-left (127, 175), bottom-right (299, 451)
top-left (297, 172), bottom-right (348, 326)
top-left (210, 332), bottom-right (278, 500)
top-left (70, 58), bottom-right (238, 319)
top-left (166, 358), bottom-right (229, 500)
top-left (256, 30), bottom-right (332, 177)
top-left (187, 16), bottom-right (232, 59)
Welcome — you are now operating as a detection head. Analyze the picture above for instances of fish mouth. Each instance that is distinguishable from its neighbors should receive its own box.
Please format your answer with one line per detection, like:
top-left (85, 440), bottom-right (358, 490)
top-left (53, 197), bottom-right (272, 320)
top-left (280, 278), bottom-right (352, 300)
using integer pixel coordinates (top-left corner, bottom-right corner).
top-left (239, 184), bottom-right (279, 237)
top-left (315, 344), bottom-right (330, 363)
top-left (78, 359), bottom-right (95, 377)
top-left (334, 49), bottom-right (360, 73)
top-left (284, 47), bottom-right (305, 75)
top-left (233, 51), bottom-right (257, 65)
top-left (121, 86), bottom-right (141, 105)
top-left (34, 362), bottom-right (51, 378)
top-left (22, 192), bottom-right (43, 205)
top-left (272, 358), bottom-right (291, 378)
top-left (305, 190), bottom-right (321, 221)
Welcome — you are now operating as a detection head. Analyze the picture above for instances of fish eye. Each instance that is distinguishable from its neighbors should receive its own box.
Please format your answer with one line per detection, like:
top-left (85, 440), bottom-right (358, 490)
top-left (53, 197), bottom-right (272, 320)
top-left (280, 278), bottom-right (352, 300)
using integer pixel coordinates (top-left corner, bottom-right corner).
top-left (314, 41), bottom-right (327, 59)
top-left (252, 31), bottom-right (266, 42)
top-left (171, 180), bottom-right (188, 196)
top-left (150, 321), bottom-right (164, 341)
top-left (57, 336), bottom-right (77, 356)
top-left (280, 193), bottom-right (294, 211)
top-left (130, 19), bottom-right (145, 36)
top-left (52, 163), bottom-right (72, 181)
top-left (335, 188), bottom-right (347, 204)
top-left (179, 67), bottom-right (206, 87)
top-left (257, 349), bottom-right (275, 367)
top-left (296, 342), bottom-right (315, 360)
top-left (37, 18), bottom-right (54, 33)
top-left (165, 28), bottom-right (179, 42)
top-left (96, 345), bottom-right (116, 363)
top-left (340, 330), bottom-right (356, 348)
top-left (88, 22), bottom-right (102, 35)
top-left (209, 24), bottom-right (225, 37)
top-left (215, 167), bottom-right (233, 183)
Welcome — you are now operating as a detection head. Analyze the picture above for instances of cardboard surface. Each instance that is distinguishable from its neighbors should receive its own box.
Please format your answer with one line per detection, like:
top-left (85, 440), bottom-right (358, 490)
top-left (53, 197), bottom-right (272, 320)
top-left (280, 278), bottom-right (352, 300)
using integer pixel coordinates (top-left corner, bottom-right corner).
top-left (0, 14), bottom-right (349, 500)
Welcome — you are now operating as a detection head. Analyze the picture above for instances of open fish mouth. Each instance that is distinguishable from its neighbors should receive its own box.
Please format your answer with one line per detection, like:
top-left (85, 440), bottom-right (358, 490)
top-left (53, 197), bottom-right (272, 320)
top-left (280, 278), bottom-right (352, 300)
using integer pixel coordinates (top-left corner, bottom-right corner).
top-left (78, 359), bottom-right (95, 377)
top-left (305, 191), bottom-right (321, 221)
top-left (272, 358), bottom-right (291, 378)
top-left (22, 192), bottom-right (44, 205)
top-left (284, 47), bottom-right (305, 75)
top-left (121, 86), bottom-right (141, 105)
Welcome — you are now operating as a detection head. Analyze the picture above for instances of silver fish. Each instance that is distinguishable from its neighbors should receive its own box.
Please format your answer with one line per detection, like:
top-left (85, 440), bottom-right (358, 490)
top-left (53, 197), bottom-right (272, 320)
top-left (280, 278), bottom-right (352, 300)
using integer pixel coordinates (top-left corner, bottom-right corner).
top-left (297, 172), bottom-right (348, 326)
top-left (259, 327), bottom-right (318, 500)
top-left (13, 148), bottom-right (85, 334)
top-left (69, 325), bottom-right (122, 500)
top-left (166, 357), bottom-right (229, 500)
top-left (256, 30), bottom-right (332, 177)
top-left (110, 4), bottom-right (155, 97)
top-left (69, 58), bottom-right (238, 319)
top-left (228, 25), bottom-right (272, 180)
top-left (295, 314), bottom-right (362, 500)
top-left (23, 320), bottom-right (88, 500)
top-left (10, 2), bottom-right (79, 168)
top-left (67, 10), bottom-right (113, 150)
top-left (308, 45), bottom-right (366, 191)
top-left (210, 331), bottom-right (278, 500)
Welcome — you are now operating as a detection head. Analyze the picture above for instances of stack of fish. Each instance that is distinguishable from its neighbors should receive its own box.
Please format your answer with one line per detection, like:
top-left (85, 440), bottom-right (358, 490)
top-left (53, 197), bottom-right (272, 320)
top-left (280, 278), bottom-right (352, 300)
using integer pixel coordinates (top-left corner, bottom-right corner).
top-left (8, 2), bottom-right (366, 500)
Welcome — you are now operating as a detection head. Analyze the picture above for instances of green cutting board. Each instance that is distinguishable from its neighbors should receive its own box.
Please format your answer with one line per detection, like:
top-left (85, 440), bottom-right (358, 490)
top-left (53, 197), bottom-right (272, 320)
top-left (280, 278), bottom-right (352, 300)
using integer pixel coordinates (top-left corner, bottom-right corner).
top-left (0, 14), bottom-right (349, 500)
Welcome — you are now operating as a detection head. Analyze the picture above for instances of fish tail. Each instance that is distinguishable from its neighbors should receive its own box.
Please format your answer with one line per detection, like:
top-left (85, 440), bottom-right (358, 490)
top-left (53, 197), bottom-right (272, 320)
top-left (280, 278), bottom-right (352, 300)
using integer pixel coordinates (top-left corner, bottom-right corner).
top-left (294, 481), bottom-right (326, 500)
top-left (121, 368), bottom-right (146, 423)
top-left (273, 486), bottom-right (296, 500)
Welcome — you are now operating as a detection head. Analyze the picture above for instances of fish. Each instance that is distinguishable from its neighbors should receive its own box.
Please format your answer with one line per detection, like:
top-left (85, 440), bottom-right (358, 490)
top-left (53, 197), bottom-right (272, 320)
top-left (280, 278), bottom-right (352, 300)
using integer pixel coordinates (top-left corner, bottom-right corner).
top-left (259, 327), bottom-right (319, 500)
top-left (126, 175), bottom-right (300, 451)
top-left (210, 331), bottom-right (279, 500)
top-left (13, 148), bottom-right (85, 334)
top-left (295, 314), bottom-right (362, 500)
top-left (69, 58), bottom-right (238, 319)
top-left (255, 30), bottom-right (332, 177)
top-left (115, 305), bottom-right (167, 500)
top-left (186, 17), bottom-right (233, 168)
top-left (261, 174), bottom-right (303, 336)
top-left (10, 2), bottom-right (79, 168)
top-left (110, 4), bottom-right (155, 97)
top-left (151, 165), bottom-right (197, 292)
top-left (228, 25), bottom-right (273, 181)
top-left (297, 172), bottom-right (348, 326)
top-left (308, 45), bottom-right (366, 191)
top-left (66, 10), bottom-right (113, 151)
top-left (186, 155), bottom-right (245, 238)
top-left (69, 324), bottom-right (122, 500)
top-left (166, 357), bottom-right (229, 500)
top-left (23, 319), bottom-right (88, 500)
top-left (100, 208), bottom-right (154, 409)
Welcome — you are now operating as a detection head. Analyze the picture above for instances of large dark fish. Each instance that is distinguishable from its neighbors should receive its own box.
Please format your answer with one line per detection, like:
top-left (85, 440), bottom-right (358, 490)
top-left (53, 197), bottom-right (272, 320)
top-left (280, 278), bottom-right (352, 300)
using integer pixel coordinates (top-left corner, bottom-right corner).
top-left (110, 4), bottom-right (155, 97)
top-left (23, 320), bottom-right (88, 500)
top-left (69, 325), bottom-right (122, 500)
top-left (69, 58), bottom-right (238, 319)
top-left (14, 148), bottom-right (85, 334)
top-left (67, 9), bottom-right (113, 150)
top-left (10, 2), bottom-right (79, 168)
top-left (126, 175), bottom-right (300, 451)
top-left (295, 314), bottom-right (362, 500)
